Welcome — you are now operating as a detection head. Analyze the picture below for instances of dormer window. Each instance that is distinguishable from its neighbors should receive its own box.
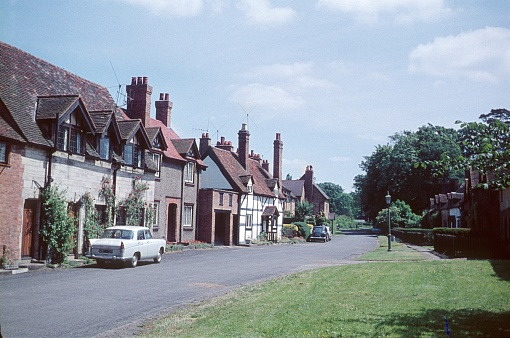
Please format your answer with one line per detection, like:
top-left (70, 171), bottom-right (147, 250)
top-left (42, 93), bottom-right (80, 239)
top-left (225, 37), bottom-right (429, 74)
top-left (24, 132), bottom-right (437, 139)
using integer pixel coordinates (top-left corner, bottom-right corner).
top-left (124, 143), bottom-right (142, 168)
top-left (99, 136), bottom-right (110, 160)
top-left (247, 183), bottom-right (253, 193)
top-left (57, 114), bottom-right (84, 154)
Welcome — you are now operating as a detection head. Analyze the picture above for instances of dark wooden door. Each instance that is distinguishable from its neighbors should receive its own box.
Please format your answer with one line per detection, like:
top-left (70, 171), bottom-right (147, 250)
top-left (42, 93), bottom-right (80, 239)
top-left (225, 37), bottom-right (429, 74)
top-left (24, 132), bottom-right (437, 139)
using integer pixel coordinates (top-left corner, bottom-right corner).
top-left (22, 200), bottom-right (36, 256)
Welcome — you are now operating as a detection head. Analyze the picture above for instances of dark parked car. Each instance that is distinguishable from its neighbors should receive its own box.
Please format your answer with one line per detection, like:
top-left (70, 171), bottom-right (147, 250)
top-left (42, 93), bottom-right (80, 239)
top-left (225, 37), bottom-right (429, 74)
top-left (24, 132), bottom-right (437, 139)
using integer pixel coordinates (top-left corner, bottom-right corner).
top-left (308, 225), bottom-right (332, 242)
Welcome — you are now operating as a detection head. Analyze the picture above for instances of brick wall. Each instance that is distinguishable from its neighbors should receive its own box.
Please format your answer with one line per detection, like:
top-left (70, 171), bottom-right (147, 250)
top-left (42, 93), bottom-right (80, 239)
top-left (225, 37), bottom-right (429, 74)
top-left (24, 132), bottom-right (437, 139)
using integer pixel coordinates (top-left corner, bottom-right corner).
top-left (0, 144), bottom-right (24, 262)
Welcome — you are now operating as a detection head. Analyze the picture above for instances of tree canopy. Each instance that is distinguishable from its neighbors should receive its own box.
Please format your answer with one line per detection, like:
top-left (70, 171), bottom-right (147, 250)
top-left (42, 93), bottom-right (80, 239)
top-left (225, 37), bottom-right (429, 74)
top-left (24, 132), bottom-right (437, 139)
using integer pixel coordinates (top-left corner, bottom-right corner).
top-left (355, 124), bottom-right (463, 221)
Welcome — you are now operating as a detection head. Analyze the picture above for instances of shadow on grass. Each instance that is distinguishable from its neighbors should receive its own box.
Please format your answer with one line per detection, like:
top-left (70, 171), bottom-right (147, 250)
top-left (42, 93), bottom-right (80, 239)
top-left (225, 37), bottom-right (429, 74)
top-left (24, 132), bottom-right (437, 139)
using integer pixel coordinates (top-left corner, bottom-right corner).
top-left (374, 309), bottom-right (510, 337)
top-left (490, 260), bottom-right (510, 281)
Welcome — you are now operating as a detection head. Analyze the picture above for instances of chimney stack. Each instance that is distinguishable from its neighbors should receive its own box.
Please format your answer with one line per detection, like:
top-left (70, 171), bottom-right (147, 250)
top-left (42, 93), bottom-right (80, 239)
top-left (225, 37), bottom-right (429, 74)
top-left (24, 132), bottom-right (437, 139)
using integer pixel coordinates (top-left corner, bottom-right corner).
top-left (216, 136), bottom-right (234, 152)
top-left (238, 123), bottom-right (249, 171)
top-left (273, 132), bottom-right (283, 190)
top-left (199, 132), bottom-right (211, 158)
top-left (126, 76), bottom-right (152, 126)
top-left (262, 160), bottom-right (270, 172)
top-left (155, 92), bottom-right (173, 127)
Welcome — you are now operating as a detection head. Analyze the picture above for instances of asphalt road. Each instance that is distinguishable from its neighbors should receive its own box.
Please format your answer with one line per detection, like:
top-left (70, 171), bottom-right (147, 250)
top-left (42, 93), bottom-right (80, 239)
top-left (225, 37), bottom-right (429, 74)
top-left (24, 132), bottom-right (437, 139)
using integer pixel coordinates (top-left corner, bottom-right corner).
top-left (0, 233), bottom-right (377, 338)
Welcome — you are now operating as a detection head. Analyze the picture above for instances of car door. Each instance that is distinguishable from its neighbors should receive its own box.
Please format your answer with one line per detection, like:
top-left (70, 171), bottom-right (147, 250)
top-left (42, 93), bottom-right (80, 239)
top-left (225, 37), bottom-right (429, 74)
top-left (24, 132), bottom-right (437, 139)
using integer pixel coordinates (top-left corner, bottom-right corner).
top-left (136, 229), bottom-right (148, 259)
top-left (144, 229), bottom-right (157, 258)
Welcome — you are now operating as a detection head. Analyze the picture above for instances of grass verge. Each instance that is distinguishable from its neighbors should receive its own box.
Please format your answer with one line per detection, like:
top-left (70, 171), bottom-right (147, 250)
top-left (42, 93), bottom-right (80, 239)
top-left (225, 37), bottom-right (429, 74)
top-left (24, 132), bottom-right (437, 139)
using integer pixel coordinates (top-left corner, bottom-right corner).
top-left (357, 236), bottom-right (429, 261)
top-left (139, 249), bottom-right (510, 337)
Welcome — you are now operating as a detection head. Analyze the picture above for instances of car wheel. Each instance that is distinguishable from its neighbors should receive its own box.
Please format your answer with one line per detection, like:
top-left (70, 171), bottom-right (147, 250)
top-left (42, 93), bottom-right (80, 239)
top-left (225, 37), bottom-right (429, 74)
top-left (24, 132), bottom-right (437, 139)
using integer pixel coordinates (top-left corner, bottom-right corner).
top-left (153, 250), bottom-right (162, 263)
top-left (129, 254), bottom-right (138, 268)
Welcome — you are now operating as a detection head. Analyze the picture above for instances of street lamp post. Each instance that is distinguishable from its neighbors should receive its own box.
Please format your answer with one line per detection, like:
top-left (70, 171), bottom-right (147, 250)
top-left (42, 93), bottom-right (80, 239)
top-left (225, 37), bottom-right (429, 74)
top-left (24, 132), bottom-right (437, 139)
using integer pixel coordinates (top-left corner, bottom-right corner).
top-left (385, 191), bottom-right (392, 251)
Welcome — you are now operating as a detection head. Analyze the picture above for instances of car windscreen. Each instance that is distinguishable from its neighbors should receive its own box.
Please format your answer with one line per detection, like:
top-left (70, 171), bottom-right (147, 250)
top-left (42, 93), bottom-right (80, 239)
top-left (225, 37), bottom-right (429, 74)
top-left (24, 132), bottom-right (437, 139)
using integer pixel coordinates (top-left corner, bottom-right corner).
top-left (312, 228), bottom-right (324, 234)
top-left (101, 229), bottom-right (134, 240)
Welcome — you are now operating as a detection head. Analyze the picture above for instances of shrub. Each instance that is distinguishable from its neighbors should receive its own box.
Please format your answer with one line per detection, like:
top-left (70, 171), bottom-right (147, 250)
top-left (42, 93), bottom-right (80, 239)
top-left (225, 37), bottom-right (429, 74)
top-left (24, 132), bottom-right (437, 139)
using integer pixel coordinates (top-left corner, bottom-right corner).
top-left (293, 222), bottom-right (311, 239)
top-left (40, 185), bottom-right (75, 264)
top-left (433, 228), bottom-right (471, 237)
top-left (282, 224), bottom-right (297, 238)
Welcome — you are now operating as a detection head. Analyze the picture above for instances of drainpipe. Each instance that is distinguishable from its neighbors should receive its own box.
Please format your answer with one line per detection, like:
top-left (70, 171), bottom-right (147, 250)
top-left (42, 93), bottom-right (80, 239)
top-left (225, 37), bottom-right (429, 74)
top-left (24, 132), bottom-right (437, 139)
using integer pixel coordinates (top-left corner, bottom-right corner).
top-left (179, 163), bottom-right (184, 243)
top-left (112, 162), bottom-right (120, 225)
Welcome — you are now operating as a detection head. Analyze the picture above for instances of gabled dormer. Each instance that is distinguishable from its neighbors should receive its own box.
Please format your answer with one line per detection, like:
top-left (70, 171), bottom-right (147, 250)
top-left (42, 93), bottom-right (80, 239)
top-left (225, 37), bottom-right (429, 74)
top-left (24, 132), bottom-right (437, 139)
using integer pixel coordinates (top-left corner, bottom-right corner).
top-left (145, 127), bottom-right (168, 177)
top-left (88, 110), bottom-right (122, 161)
top-left (117, 119), bottom-right (151, 169)
top-left (36, 95), bottom-right (95, 155)
top-left (240, 174), bottom-right (253, 194)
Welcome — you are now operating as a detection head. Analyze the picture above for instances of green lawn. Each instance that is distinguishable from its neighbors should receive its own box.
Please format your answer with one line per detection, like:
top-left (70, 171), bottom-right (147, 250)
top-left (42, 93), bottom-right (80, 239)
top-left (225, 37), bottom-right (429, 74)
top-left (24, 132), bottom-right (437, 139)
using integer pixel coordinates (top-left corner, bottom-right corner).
top-left (140, 248), bottom-right (510, 337)
top-left (357, 236), bottom-right (430, 261)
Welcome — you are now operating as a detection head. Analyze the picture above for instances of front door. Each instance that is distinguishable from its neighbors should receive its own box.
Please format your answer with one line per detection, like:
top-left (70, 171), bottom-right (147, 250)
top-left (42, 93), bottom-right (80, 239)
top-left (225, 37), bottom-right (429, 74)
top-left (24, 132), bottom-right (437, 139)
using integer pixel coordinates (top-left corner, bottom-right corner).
top-left (167, 203), bottom-right (177, 242)
top-left (22, 200), bottom-right (37, 257)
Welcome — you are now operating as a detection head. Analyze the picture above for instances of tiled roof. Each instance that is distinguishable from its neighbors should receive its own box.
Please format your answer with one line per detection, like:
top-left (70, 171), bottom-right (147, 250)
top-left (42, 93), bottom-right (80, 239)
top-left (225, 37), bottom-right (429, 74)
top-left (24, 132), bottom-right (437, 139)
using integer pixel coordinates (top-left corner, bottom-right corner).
top-left (262, 206), bottom-right (279, 217)
top-left (35, 95), bottom-right (79, 120)
top-left (282, 179), bottom-right (305, 197)
top-left (172, 138), bottom-right (194, 155)
top-left (117, 120), bottom-right (141, 140)
top-left (0, 41), bottom-right (115, 147)
top-left (0, 100), bottom-right (25, 143)
top-left (145, 118), bottom-right (184, 163)
top-left (89, 110), bottom-right (115, 134)
top-left (208, 146), bottom-right (277, 197)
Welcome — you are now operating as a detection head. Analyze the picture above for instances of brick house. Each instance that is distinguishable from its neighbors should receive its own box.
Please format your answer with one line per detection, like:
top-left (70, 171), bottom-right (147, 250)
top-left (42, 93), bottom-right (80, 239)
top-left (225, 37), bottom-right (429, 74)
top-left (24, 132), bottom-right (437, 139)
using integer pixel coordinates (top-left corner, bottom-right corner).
top-left (198, 125), bottom-right (284, 245)
top-left (122, 77), bottom-right (206, 243)
top-left (0, 42), bottom-right (156, 263)
top-left (282, 165), bottom-right (330, 217)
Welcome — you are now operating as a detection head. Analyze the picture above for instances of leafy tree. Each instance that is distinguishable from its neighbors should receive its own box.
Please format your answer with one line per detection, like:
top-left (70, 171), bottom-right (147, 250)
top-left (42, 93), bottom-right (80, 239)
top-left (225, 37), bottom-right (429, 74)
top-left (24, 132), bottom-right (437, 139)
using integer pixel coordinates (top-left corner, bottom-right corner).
top-left (40, 185), bottom-right (75, 264)
top-left (355, 124), bottom-right (462, 221)
top-left (427, 110), bottom-right (510, 189)
top-left (376, 200), bottom-right (421, 230)
top-left (295, 200), bottom-right (313, 220)
top-left (317, 182), bottom-right (354, 216)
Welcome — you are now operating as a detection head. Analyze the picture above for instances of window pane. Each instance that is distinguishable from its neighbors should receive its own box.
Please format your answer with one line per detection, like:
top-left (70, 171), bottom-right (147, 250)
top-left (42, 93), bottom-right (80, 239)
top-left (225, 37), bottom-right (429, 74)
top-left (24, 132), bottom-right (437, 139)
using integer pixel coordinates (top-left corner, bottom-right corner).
top-left (70, 129), bottom-right (79, 153)
top-left (124, 144), bottom-right (133, 165)
top-left (57, 127), bottom-right (68, 151)
top-left (185, 162), bottom-right (194, 183)
top-left (184, 206), bottom-right (193, 226)
top-left (0, 142), bottom-right (6, 163)
top-left (100, 137), bottom-right (110, 160)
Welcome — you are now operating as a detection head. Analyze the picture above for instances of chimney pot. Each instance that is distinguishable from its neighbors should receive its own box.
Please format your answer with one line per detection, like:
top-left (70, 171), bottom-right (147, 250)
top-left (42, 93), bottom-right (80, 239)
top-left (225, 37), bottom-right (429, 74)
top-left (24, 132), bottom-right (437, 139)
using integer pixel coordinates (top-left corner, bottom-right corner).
top-left (137, 76), bottom-right (142, 84)
top-left (143, 76), bottom-right (148, 85)
top-left (159, 93), bottom-right (164, 100)
top-left (131, 77), bottom-right (136, 85)
top-left (165, 93), bottom-right (169, 100)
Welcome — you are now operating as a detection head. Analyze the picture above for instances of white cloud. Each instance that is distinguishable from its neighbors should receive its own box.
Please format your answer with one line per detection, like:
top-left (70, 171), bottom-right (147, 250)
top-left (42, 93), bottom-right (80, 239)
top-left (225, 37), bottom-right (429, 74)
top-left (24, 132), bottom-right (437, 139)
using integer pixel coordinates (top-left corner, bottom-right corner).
top-left (117, 0), bottom-right (203, 17)
top-left (409, 27), bottom-right (510, 83)
top-left (236, 0), bottom-right (296, 26)
top-left (230, 83), bottom-right (304, 115)
top-left (317, 0), bottom-right (451, 24)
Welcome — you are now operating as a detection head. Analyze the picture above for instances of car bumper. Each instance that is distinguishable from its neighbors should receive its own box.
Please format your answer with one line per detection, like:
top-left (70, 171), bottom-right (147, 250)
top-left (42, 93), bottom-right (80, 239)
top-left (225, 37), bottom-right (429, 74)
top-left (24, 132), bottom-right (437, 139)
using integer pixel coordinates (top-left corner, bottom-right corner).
top-left (87, 254), bottom-right (130, 261)
top-left (309, 236), bottom-right (327, 241)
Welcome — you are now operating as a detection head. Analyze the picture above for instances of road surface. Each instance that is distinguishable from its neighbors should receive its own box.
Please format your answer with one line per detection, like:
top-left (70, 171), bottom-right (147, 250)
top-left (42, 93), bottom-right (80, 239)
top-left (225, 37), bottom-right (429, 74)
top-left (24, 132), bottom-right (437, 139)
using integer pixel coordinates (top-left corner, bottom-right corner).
top-left (0, 233), bottom-right (377, 338)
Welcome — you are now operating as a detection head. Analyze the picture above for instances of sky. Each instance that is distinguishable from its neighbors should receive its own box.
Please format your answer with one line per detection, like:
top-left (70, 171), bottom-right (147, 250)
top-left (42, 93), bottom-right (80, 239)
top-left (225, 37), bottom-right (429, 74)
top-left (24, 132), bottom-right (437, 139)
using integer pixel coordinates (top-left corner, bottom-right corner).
top-left (1, 0), bottom-right (510, 192)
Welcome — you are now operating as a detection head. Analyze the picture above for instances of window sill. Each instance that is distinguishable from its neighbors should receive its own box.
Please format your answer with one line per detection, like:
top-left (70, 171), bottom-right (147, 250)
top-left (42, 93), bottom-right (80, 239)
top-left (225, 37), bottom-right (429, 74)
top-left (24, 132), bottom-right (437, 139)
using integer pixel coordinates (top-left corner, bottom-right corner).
top-left (185, 182), bottom-right (195, 187)
top-left (183, 227), bottom-right (194, 231)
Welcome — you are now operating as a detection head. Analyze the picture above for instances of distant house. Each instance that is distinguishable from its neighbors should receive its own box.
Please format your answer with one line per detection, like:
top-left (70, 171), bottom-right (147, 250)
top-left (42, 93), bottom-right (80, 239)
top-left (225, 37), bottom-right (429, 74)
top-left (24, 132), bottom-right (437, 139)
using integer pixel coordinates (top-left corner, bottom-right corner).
top-left (0, 42), bottom-right (156, 262)
top-left (198, 125), bottom-right (284, 245)
top-left (122, 77), bottom-right (206, 243)
top-left (282, 165), bottom-right (330, 217)
top-left (428, 191), bottom-right (464, 228)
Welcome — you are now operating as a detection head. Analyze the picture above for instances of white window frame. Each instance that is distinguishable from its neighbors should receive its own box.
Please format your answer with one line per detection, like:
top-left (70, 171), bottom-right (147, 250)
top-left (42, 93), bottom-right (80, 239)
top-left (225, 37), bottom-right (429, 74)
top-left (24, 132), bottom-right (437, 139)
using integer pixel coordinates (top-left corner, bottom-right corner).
top-left (185, 162), bottom-right (195, 183)
top-left (183, 205), bottom-right (193, 227)
top-left (152, 152), bottom-right (161, 177)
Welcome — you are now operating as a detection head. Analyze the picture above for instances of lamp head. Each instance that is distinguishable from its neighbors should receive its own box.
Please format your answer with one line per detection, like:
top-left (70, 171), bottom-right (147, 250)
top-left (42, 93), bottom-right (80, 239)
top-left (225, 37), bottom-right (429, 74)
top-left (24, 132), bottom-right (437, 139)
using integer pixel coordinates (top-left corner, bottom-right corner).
top-left (385, 191), bottom-right (391, 206)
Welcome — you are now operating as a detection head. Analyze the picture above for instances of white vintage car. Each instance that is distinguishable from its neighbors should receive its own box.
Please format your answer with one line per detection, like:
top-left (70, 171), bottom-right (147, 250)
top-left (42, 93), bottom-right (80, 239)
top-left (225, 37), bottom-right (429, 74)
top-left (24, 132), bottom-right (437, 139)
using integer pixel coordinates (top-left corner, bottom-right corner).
top-left (87, 226), bottom-right (166, 268)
